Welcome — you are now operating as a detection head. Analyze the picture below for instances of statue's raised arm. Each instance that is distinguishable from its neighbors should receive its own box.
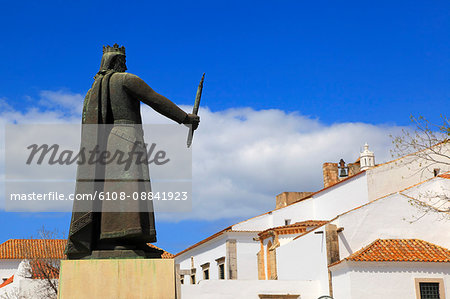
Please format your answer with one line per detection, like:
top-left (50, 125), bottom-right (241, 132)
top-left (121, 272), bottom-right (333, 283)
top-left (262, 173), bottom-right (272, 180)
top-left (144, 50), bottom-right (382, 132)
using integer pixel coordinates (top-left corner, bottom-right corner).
top-left (122, 73), bottom-right (199, 129)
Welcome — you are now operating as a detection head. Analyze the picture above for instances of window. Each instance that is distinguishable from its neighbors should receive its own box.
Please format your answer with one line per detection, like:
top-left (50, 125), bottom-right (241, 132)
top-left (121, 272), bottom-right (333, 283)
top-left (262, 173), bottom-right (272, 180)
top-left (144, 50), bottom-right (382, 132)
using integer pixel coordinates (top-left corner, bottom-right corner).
top-left (420, 283), bottom-right (440, 299)
top-left (415, 278), bottom-right (445, 299)
top-left (190, 274), bottom-right (196, 284)
top-left (284, 219), bottom-right (291, 226)
top-left (203, 269), bottom-right (209, 280)
top-left (200, 262), bottom-right (210, 280)
top-left (215, 256), bottom-right (226, 280)
top-left (180, 275), bottom-right (184, 285)
top-left (218, 264), bottom-right (225, 280)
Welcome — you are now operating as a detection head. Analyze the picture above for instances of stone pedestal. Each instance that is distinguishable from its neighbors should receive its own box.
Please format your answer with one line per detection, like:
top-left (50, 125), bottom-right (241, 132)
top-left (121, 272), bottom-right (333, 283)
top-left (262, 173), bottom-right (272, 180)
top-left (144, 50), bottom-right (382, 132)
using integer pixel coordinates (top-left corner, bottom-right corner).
top-left (58, 259), bottom-right (176, 299)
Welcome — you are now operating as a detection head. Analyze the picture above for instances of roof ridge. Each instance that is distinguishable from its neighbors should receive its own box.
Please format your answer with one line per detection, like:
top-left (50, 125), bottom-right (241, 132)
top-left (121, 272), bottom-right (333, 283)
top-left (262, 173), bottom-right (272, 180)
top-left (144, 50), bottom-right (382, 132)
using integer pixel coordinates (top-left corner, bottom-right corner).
top-left (174, 226), bottom-right (232, 257)
top-left (231, 172), bottom-right (367, 230)
top-left (353, 238), bottom-right (381, 256)
top-left (259, 220), bottom-right (329, 235)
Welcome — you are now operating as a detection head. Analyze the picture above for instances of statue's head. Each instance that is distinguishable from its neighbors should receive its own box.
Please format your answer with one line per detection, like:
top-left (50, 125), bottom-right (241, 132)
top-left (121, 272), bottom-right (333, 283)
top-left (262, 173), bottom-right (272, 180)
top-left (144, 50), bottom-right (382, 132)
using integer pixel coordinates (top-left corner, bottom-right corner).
top-left (99, 43), bottom-right (127, 72)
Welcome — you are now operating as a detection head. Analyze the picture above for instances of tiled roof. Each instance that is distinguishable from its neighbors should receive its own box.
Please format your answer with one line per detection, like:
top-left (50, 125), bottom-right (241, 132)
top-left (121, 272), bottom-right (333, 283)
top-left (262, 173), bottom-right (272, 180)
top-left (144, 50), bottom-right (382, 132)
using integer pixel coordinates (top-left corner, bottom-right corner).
top-left (30, 260), bottom-right (60, 279)
top-left (0, 275), bottom-right (14, 288)
top-left (288, 220), bottom-right (329, 227)
top-left (0, 239), bottom-right (174, 260)
top-left (332, 239), bottom-right (450, 266)
top-left (0, 239), bottom-right (66, 259)
top-left (147, 244), bottom-right (175, 259)
top-left (439, 172), bottom-right (450, 179)
top-left (259, 220), bottom-right (329, 238)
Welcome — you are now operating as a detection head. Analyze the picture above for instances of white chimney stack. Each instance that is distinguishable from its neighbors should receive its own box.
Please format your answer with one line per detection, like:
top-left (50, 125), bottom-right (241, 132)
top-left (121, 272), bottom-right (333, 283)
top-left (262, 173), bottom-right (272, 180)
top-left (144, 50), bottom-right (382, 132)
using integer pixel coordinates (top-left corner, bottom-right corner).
top-left (360, 143), bottom-right (375, 170)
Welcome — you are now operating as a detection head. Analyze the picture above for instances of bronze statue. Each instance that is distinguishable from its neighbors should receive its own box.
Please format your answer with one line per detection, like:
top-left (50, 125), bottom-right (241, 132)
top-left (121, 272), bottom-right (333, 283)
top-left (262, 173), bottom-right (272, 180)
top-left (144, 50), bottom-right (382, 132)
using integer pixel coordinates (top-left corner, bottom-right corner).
top-left (65, 44), bottom-right (200, 259)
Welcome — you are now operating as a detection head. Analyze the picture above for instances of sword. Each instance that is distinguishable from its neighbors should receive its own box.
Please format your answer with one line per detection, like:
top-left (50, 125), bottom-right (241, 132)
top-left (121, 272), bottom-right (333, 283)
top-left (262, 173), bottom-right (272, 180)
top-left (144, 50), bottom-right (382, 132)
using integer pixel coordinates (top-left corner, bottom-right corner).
top-left (187, 73), bottom-right (205, 148)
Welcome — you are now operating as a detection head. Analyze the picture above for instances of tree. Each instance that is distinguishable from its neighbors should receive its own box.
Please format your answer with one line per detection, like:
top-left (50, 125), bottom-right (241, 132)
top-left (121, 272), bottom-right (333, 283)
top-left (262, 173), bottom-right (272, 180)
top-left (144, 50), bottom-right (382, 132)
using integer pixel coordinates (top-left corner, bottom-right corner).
top-left (0, 285), bottom-right (20, 299)
top-left (391, 115), bottom-right (449, 170)
top-left (20, 227), bottom-right (65, 299)
top-left (391, 115), bottom-right (450, 220)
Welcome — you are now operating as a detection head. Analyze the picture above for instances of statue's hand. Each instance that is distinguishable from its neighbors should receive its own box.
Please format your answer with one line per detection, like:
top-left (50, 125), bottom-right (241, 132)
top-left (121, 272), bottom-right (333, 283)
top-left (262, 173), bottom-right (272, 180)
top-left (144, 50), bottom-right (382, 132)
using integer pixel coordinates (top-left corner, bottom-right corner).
top-left (183, 113), bottom-right (200, 130)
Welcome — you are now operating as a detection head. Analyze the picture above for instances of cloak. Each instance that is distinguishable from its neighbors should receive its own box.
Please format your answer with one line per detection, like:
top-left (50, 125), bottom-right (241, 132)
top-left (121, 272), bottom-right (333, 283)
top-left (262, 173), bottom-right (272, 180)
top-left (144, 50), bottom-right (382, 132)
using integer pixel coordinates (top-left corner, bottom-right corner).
top-left (65, 70), bottom-right (156, 259)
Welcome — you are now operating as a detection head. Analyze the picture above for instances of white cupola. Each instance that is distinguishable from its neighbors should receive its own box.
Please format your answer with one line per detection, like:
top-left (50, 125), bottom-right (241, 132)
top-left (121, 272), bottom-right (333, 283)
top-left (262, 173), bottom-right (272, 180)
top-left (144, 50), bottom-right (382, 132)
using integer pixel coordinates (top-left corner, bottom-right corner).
top-left (360, 143), bottom-right (375, 170)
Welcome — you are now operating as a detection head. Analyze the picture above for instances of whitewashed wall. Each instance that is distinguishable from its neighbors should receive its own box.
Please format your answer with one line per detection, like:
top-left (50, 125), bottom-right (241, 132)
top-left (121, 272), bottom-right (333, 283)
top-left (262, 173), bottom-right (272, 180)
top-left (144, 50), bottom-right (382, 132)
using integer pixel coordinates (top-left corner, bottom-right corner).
top-left (278, 234), bottom-right (299, 246)
top-left (366, 143), bottom-right (450, 201)
top-left (0, 259), bottom-right (21, 280)
top-left (177, 234), bottom-right (228, 282)
top-left (312, 172), bottom-right (368, 220)
top-left (233, 233), bottom-right (260, 279)
top-left (276, 229), bottom-right (329, 295)
top-left (402, 177), bottom-right (450, 211)
top-left (275, 176), bottom-right (450, 297)
top-left (332, 262), bottom-right (450, 299)
top-left (333, 180), bottom-right (450, 260)
top-left (181, 279), bottom-right (320, 299)
top-left (233, 173), bottom-right (368, 232)
top-left (176, 232), bottom-right (260, 282)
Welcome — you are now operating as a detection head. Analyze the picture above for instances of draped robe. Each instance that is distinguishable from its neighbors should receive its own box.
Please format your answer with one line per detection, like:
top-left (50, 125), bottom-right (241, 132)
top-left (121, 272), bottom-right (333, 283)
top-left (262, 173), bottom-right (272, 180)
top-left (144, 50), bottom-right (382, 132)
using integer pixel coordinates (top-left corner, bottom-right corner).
top-left (65, 70), bottom-right (188, 259)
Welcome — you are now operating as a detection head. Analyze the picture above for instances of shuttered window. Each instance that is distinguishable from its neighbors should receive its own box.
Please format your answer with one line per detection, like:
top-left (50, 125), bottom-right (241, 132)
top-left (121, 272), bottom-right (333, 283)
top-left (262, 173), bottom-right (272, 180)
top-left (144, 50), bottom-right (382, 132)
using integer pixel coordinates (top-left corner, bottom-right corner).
top-left (219, 264), bottom-right (225, 280)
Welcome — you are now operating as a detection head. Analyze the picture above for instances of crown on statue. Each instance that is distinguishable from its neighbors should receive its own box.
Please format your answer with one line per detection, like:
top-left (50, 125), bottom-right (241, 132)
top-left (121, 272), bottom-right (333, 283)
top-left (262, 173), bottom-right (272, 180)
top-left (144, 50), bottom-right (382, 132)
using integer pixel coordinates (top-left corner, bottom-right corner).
top-left (103, 43), bottom-right (126, 55)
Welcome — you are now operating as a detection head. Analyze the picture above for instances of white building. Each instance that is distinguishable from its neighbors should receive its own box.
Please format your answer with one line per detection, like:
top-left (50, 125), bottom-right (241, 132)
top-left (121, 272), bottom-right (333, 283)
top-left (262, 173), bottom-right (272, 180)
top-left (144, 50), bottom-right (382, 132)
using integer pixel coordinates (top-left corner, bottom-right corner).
top-left (175, 143), bottom-right (450, 299)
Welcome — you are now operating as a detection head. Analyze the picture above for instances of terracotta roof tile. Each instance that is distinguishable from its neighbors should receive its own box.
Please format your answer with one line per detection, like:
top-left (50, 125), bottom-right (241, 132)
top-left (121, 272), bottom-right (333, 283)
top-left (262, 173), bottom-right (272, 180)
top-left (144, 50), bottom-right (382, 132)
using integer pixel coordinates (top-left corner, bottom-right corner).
top-left (147, 244), bottom-right (174, 259)
top-left (30, 260), bottom-right (59, 279)
top-left (0, 239), bottom-right (66, 259)
top-left (0, 239), bottom-right (174, 260)
top-left (438, 172), bottom-right (450, 179)
top-left (288, 220), bottom-right (329, 227)
top-left (259, 220), bottom-right (329, 238)
top-left (332, 239), bottom-right (450, 267)
top-left (0, 275), bottom-right (14, 288)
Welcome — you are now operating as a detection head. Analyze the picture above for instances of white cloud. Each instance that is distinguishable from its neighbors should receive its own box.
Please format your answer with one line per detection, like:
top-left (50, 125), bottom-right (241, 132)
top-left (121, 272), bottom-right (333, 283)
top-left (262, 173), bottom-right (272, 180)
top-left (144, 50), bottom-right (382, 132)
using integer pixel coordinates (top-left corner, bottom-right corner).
top-left (141, 106), bottom-right (404, 221)
top-left (38, 90), bottom-right (84, 117)
top-left (0, 90), bottom-right (405, 221)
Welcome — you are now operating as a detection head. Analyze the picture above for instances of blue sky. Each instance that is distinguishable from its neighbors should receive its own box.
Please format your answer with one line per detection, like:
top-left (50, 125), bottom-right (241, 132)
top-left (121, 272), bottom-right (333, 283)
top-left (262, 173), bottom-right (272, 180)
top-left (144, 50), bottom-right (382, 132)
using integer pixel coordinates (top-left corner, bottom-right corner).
top-left (0, 1), bottom-right (449, 254)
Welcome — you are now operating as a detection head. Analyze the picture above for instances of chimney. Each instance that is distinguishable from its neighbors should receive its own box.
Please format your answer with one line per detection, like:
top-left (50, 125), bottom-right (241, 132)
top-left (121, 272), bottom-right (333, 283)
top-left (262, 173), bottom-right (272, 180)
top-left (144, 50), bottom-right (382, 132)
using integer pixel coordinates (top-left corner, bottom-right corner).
top-left (275, 192), bottom-right (314, 209)
top-left (360, 143), bottom-right (375, 171)
top-left (323, 163), bottom-right (339, 188)
top-left (347, 159), bottom-right (361, 176)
